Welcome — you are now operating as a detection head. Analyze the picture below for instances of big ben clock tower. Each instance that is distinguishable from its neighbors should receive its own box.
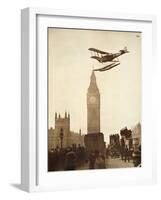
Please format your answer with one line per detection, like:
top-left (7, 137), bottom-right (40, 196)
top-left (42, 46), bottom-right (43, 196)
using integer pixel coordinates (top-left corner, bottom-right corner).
top-left (87, 71), bottom-right (100, 134)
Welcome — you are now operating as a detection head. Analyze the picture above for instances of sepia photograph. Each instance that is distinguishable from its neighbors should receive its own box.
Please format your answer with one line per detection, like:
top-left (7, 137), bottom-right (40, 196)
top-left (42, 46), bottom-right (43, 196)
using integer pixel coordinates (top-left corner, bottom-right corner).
top-left (48, 27), bottom-right (142, 172)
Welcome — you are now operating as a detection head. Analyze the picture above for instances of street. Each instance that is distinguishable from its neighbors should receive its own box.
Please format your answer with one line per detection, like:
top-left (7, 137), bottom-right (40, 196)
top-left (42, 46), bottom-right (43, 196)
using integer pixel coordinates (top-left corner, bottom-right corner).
top-left (106, 157), bottom-right (134, 168)
top-left (77, 157), bottom-right (134, 170)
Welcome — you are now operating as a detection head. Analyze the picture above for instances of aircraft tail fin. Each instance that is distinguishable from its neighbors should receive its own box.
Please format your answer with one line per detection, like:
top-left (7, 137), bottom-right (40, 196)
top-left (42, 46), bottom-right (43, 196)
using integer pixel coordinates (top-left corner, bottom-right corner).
top-left (120, 46), bottom-right (129, 53)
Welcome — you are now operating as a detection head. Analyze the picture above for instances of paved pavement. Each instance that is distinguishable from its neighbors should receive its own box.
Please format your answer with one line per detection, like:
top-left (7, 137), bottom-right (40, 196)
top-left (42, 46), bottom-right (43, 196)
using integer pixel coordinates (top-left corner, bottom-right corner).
top-left (106, 157), bottom-right (134, 168)
top-left (77, 157), bottom-right (134, 170)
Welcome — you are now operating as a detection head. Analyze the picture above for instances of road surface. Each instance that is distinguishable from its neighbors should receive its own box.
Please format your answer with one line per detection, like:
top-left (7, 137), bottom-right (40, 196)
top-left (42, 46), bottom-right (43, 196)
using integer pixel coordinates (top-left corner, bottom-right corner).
top-left (77, 157), bottom-right (134, 170)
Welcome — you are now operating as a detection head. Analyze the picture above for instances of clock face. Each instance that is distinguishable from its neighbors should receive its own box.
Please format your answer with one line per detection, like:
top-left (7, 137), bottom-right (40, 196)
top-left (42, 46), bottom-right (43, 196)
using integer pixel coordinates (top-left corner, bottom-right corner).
top-left (89, 96), bottom-right (96, 103)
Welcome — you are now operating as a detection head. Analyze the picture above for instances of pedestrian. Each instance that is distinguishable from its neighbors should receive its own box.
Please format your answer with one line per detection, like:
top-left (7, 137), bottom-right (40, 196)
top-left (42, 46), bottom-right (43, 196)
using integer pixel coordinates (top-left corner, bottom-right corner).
top-left (124, 146), bottom-right (128, 162)
top-left (95, 153), bottom-right (106, 169)
top-left (89, 152), bottom-right (96, 169)
top-left (65, 148), bottom-right (77, 170)
top-left (106, 147), bottom-right (109, 159)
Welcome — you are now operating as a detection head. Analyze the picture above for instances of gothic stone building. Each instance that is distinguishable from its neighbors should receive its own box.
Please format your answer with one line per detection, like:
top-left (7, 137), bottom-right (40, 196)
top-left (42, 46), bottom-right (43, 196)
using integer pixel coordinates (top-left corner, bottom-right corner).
top-left (132, 122), bottom-right (141, 151)
top-left (48, 112), bottom-right (84, 150)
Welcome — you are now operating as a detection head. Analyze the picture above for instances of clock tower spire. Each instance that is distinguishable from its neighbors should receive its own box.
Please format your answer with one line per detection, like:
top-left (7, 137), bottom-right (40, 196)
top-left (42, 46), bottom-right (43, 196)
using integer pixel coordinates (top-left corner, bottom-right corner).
top-left (87, 71), bottom-right (100, 134)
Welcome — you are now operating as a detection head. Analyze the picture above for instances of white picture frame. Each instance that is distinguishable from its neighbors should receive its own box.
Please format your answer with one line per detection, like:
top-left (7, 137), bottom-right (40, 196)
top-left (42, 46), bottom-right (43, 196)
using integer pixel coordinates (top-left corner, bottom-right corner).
top-left (21, 7), bottom-right (157, 192)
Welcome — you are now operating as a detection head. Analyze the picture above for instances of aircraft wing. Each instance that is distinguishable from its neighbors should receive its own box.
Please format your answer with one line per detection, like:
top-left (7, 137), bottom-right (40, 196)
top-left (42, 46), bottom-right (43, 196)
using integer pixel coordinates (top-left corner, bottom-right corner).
top-left (103, 62), bottom-right (120, 71)
top-left (94, 63), bottom-right (115, 71)
top-left (88, 48), bottom-right (110, 55)
top-left (94, 62), bottom-right (120, 72)
top-left (99, 62), bottom-right (120, 71)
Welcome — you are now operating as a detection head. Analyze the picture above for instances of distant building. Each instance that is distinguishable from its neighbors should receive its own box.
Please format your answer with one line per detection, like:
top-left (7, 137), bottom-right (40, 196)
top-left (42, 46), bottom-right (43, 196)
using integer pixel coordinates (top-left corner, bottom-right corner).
top-left (48, 112), bottom-right (84, 150)
top-left (109, 134), bottom-right (120, 147)
top-left (132, 123), bottom-right (141, 151)
top-left (48, 127), bottom-right (55, 150)
top-left (70, 129), bottom-right (85, 148)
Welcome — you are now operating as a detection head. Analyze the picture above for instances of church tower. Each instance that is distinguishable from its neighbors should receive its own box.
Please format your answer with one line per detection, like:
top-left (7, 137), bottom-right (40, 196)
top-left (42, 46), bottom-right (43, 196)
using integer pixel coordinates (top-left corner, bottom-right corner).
top-left (87, 71), bottom-right (100, 134)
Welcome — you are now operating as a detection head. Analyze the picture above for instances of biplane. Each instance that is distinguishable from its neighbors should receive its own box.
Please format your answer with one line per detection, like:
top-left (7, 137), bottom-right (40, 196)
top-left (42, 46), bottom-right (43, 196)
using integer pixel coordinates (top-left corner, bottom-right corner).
top-left (88, 47), bottom-right (129, 72)
top-left (88, 47), bottom-right (129, 63)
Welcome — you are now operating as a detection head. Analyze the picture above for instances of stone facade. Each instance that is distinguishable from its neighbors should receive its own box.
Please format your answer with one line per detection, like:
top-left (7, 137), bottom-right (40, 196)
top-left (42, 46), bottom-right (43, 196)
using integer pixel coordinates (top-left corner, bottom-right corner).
top-left (132, 123), bottom-right (141, 151)
top-left (48, 112), bottom-right (84, 150)
top-left (110, 134), bottom-right (120, 147)
top-left (54, 112), bottom-right (71, 148)
top-left (87, 71), bottom-right (100, 134)
top-left (85, 71), bottom-right (105, 154)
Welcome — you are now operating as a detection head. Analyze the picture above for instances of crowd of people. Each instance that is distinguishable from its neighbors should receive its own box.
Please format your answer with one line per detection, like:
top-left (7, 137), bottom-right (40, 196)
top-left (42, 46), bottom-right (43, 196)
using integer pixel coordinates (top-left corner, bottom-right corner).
top-left (106, 144), bottom-right (141, 166)
top-left (48, 144), bottom-right (141, 171)
top-left (120, 145), bottom-right (133, 162)
top-left (88, 151), bottom-right (106, 169)
top-left (48, 145), bottom-right (87, 171)
top-left (48, 145), bottom-right (106, 171)
top-left (106, 145), bottom-right (133, 162)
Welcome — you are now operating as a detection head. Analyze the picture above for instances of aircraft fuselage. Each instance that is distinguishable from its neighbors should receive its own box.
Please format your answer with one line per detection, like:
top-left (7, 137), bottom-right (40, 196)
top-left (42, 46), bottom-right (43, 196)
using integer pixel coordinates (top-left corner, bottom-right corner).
top-left (91, 51), bottom-right (126, 63)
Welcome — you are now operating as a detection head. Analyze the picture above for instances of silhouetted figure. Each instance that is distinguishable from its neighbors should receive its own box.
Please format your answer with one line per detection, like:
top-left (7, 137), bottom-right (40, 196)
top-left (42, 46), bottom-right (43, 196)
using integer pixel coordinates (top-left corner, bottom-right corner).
top-left (133, 145), bottom-right (141, 167)
top-left (58, 148), bottom-right (66, 170)
top-left (106, 147), bottom-right (109, 159)
top-left (128, 148), bottom-right (133, 162)
top-left (89, 153), bottom-right (96, 169)
top-left (65, 149), bottom-right (76, 170)
top-left (120, 137), bottom-right (125, 160)
top-left (124, 146), bottom-right (129, 162)
top-left (95, 153), bottom-right (106, 169)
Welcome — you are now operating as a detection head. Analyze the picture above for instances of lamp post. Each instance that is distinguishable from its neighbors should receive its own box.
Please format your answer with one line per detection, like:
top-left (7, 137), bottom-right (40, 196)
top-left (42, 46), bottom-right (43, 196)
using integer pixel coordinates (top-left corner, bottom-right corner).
top-left (60, 128), bottom-right (64, 149)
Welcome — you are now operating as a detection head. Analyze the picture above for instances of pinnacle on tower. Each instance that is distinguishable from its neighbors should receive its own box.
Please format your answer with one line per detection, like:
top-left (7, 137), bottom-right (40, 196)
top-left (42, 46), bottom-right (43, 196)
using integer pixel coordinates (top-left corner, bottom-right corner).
top-left (91, 70), bottom-right (96, 82)
top-left (68, 112), bottom-right (70, 119)
top-left (79, 129), bottom-right (81, 135)
top-left (88, 70), bottom-right (99, 93)
top-left (55, 112), bottom-right (57, 119)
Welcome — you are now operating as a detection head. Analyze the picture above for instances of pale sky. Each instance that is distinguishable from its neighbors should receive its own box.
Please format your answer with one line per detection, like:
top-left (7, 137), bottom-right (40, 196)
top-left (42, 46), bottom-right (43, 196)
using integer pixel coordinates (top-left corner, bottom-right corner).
top-left (48, 28), bottom-right (141, 143)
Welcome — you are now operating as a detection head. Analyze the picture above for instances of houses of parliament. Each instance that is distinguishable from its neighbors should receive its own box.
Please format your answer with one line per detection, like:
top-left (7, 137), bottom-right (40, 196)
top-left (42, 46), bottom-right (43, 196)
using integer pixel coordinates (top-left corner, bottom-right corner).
top-left (48, 112), bottom-right (84, 149)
